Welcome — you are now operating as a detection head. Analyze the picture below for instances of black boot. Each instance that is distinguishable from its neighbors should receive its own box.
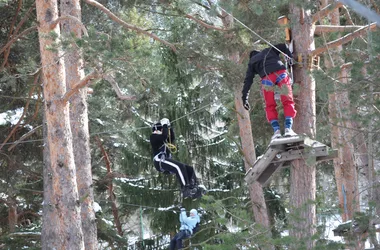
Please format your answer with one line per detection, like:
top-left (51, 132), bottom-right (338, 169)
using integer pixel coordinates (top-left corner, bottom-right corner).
top-left (182, 185), bottom-right (193, 198)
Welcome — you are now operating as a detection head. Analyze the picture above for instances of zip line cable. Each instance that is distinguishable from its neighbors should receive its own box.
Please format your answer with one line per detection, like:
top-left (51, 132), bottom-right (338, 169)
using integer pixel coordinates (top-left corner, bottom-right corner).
top-left (211, 2), bottom-right (292, 60)
top-left (0, 95), bottom-right (231, 146)
top-left (2, 1), bottom-right (298, 147)
top-left (2, 3), bottom-right (296, 149)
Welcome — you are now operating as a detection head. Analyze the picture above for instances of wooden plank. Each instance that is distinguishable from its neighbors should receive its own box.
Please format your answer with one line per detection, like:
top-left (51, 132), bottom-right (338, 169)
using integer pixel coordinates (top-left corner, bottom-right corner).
top-left (271, 149), bottom-right (303, 163)
top-left (270, 146), bottom-right (330, 163)
top-left (244, 147), bottom-right (281, 185)
top-left (303, 137), bottom-right (328, 148)
top-left (281, 149), bottom-right (338, 166)
top-left (316, 149), bottom-right (338, 162)
top-left (245, 135), bottom-right (338, 186)
top-left (257, 162), bottom-right (284, 186)
top-left (269, 136), bottom-right (305, 146)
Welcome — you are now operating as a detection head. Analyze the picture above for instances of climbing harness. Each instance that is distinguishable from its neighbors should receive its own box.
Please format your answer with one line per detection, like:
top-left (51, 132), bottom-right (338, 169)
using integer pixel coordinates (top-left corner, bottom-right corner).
top-left (166, 128), bottom-right (177, 154)
top-left (287, 39), bottom-right (295, 85)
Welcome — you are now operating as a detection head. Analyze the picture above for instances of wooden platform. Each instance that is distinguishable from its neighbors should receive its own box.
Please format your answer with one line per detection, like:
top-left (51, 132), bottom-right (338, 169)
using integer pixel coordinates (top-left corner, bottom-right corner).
top-left (245, 135), bottom-right (338, 186)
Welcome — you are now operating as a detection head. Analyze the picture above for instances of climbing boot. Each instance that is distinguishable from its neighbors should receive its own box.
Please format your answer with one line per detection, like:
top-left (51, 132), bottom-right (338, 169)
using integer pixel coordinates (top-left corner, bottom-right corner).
top-left (191, 186), bottom-right (206, 200)
top-left (182, 186), bottom-right (192, 198)
top-left (271, 130), bottom-right (282, 141)
top-left (284, 128), bottom-right (297, 137)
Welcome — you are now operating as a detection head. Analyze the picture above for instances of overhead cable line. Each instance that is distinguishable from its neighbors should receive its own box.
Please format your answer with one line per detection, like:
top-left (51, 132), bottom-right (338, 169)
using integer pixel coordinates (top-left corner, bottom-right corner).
top-left (211, 2), bottom-right (292, 60)
top-left (1, 95), bottom-right (230, 146)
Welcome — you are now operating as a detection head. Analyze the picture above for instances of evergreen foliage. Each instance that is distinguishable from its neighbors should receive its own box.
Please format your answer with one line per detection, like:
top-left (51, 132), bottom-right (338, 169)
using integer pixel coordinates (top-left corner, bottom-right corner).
top-left (0, 0), bottom-right (380, 248)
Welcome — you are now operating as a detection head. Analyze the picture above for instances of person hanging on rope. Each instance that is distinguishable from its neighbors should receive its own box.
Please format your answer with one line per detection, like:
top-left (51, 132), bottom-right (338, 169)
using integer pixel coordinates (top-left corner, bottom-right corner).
top-left (150, 118), bottom-right (204, 199)
top-left (169, 208), bottom-right (200, 250)
top-left (242, 43), bottom-right (297, 141)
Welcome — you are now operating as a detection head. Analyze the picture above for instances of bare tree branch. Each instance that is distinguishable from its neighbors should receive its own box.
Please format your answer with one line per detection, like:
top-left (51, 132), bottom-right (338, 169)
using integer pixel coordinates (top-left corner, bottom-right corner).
top-left (49, 15), bottom-right (88, 36)
top-left (312, 2), bottom-right (343, 24)
top-left (1, 1), bottom-right (35, 70)
top-left (8, 125), bottom-right (43, 151)
top-left (13, 3), bottom-right (36, 36)
top-left (62, 70), bottom-right (102, 103)
top-left (315, 25), bottom-right (367, 34)
top-left (341, 5), bottom-right (354, 25)
top-left (103, 75), bottom-right (136, 100)
top-left (7, 232), bottom-right (41, 239)
top-left (184, 13), bottom-right (228, 31)
top-left (370, 0), bottom-right (380, 14)
top-left (84, 0), bottom-right (176, 52)
top-left (312, 23), bottom-right (377, 56)
top-left (0, 73), bottom-right (39, 151)
top-left (0, 26), bottom-right (38, 56)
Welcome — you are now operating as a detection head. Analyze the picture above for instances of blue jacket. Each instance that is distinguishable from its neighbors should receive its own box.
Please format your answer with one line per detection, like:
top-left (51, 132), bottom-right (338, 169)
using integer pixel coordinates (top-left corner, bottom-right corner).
top-left (179, 209), bottom-right (200, 234)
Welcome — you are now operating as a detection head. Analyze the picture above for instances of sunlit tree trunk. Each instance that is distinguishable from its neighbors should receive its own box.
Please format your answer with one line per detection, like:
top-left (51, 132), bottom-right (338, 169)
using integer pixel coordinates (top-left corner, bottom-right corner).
top-left (219, 4), bottom-right (273, 248)
top-left (289, 4), bottom-right (317, 249)
top-left (362, 64), bottom-right (380, 249)
top-left (60, 1), bottom-right (97, 248)
top-left (234, 86), bottom-right (272, 230)
top-left (320, 0), bottom-right (359, 224)
top-left (36, 0), bottom-right (84, 249)
top-left (8, 198), bottom-right (17, 233)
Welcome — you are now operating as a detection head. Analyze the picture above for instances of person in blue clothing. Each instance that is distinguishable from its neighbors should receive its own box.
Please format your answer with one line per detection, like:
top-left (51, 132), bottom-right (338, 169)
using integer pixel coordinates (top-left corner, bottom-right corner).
top-left (169, 208), bottom-right (200, 250)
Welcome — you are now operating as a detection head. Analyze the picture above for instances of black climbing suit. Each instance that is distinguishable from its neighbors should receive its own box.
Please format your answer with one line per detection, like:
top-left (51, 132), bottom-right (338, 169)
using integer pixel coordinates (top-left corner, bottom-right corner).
top-left (150, 124), bottom-right (197, 188)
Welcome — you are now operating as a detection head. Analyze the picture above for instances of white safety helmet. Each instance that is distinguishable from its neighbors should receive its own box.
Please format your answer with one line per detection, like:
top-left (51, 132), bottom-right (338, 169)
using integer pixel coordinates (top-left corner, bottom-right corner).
top-left (190, 209), bottom-right (198, 216)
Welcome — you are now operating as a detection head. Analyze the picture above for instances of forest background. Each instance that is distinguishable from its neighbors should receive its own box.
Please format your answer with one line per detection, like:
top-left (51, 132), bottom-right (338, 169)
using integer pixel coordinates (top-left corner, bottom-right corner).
top-left (0, 0), bottom-right (380, 249)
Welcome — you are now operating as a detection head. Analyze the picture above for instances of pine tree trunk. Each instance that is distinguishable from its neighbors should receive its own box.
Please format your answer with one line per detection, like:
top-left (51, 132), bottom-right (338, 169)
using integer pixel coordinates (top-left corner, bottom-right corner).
top-left (321, 0), bottom-right (359, 224)
top-left (234, 86), bottom-right (272, 234)
top-left (332, 65), bottom-right (359, 222)
top-left (218, 2), bottom-right (272, 246)
top-left (36, 1), bottom-right (84, 249)
top-left (8, 199), bottom-right (17, 233)
top-left (289, 4), bottom-right (317, 249)
top-left (362, 64), bottom-right (380, 249)
top-left (60, 1), bottom-right (97, 248)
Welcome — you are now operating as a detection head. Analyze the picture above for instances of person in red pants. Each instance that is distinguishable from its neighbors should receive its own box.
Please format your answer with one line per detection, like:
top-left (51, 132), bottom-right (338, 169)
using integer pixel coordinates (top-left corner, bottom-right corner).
top-left (242, 43), bottom-right (297, 141)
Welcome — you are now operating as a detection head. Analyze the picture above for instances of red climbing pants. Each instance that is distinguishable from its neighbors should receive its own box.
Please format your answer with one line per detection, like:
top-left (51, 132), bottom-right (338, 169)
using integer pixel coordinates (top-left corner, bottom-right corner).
top-left (261, 69), bottom-right (296, 122)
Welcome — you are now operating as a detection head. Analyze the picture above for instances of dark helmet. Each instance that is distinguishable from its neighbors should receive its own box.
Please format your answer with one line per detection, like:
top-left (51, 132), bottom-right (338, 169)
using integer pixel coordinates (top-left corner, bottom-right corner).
top-left (152, 122), bottom-right (163, 132)
top-left (249, 50), bottom-right (260, 58)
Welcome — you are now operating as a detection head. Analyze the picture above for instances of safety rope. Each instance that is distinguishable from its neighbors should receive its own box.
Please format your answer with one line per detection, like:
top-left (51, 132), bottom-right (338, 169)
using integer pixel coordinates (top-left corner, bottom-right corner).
top-left (140, 206), bottom-right (145, 247)
top-left (208, 1), bottom-right (296, 90)
top-left (213, 2), bottom-right (292, 60)
top-left (166, 128), bottom-right (177, 154)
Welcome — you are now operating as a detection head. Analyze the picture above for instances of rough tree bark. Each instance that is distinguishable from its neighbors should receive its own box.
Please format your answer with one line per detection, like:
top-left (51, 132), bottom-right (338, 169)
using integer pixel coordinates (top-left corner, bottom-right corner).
top-left (60, 0), bottom-right (97, 248)
top-left (36, 0), bottom-right (84, 249)
top-left (234, 86), bottom-right (272, 233)
top-left (330, 64), bottom-right (359, 222)
top-left (289, 4), bottom-right (317, 249)
top-left (219, 5), bottom-right (273, 248)
top-left (321, 0), bottom-right (359, 224)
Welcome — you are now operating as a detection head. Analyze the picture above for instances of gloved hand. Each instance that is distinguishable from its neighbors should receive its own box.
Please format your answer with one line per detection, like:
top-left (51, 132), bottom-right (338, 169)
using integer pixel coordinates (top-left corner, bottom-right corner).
top-left (162, 170), bottom-right (171, 175)
top-left (160, 118), bottom-right (170, 127)
top-left (243, 100), bottom-right (250, 111)
top-left (180, 207), bottom-right (186, 211)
